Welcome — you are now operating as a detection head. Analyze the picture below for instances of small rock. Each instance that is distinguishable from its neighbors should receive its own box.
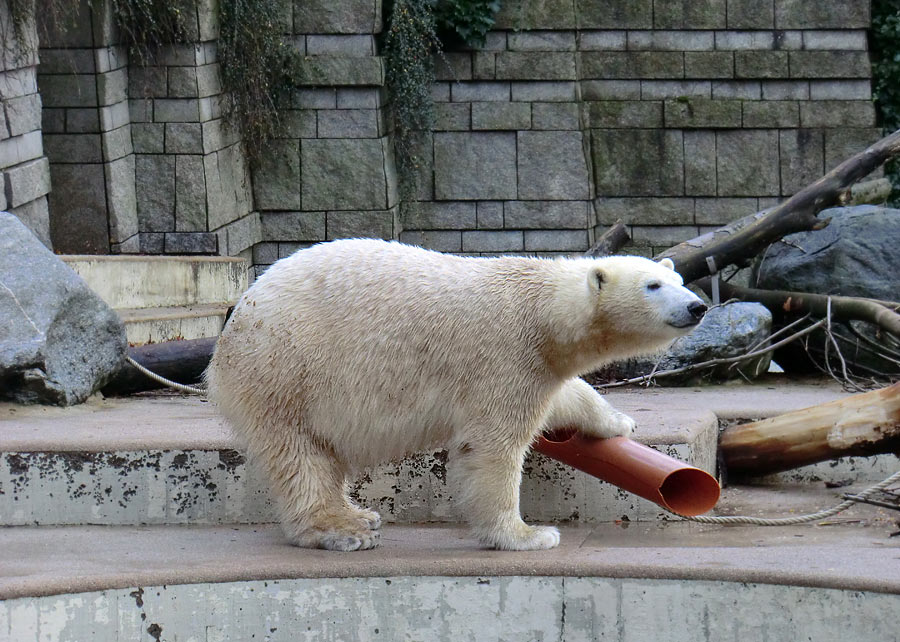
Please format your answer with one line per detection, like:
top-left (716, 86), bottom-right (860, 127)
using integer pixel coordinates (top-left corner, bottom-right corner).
top-left (0, 212), bottom-right (127, 405)
top-left (594, 302), bottom-right (772, 385)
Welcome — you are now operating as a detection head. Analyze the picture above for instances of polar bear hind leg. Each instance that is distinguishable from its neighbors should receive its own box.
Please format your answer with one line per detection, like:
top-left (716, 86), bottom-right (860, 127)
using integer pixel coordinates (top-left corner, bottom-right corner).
top-left (252, 420), bottom-right (381, 551)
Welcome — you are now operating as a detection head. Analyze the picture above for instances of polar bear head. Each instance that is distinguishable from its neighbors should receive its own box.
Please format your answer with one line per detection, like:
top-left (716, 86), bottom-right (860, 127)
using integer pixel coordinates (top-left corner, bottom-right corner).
top-left (550, 254), bottom-right (707, 372)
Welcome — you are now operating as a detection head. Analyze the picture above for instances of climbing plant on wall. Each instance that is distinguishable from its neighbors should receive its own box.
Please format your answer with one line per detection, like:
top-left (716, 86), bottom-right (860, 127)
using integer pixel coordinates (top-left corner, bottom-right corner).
top-left (871, 0), bottom-right (900, 200)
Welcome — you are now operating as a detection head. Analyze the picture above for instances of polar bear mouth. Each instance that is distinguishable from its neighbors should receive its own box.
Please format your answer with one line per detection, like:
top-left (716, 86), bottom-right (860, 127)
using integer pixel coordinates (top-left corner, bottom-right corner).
top-left (667, 318), bottom-right (701, 329)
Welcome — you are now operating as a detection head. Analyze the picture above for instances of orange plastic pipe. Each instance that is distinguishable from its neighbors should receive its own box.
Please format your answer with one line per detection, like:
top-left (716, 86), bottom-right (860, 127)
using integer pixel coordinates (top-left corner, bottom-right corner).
top-left (534, 430), bottom-right (720, 517)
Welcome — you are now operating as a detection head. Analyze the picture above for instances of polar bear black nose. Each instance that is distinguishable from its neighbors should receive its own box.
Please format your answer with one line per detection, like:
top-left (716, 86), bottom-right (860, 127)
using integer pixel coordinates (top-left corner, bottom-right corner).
top-left (688, 301), bottom-right (707, 321)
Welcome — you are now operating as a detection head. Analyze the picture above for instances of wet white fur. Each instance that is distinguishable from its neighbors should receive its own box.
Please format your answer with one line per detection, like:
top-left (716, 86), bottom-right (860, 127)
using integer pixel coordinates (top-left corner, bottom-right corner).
top-left (206, 239), bottom-right (703, 551)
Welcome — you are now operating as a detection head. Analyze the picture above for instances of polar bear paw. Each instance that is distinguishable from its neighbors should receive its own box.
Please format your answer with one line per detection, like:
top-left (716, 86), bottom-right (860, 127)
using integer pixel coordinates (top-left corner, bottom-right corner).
top-left (320, 528), bottom-right (381, 552)
top-left (486, 523), bottom-right (561, 551)
top-left (598, 410), bottom-right (636, 439)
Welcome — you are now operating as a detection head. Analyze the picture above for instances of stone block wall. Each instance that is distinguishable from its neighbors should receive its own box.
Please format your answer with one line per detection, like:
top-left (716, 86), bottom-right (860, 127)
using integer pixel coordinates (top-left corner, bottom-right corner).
top-left (2, 0), bottom-right (882, 265)
top-left (0, 2), bottom-right (51, 247)
top-left (250, 0), bottom-right (399, 273)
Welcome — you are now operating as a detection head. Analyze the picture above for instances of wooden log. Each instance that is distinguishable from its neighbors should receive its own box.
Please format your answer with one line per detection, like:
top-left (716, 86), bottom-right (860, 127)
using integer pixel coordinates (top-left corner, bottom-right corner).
top-left (102, 337), bottom-right (216, 395)
top-left (585, 219), bottom-right (630, 257)
top-left (720, 382), bottom-right (900, 477)
top-left (657, 129), bottom-right (900, 283)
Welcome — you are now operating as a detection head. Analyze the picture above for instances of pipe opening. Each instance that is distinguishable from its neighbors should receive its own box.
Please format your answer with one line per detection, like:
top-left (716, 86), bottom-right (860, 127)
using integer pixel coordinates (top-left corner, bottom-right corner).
top-left (541, 428), bottom-right (578, 443)
top-left (659, 468), bottom-right (721, 517)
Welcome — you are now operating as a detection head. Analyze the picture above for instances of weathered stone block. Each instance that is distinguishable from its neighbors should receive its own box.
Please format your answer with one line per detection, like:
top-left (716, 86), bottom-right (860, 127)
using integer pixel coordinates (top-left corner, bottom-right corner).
top-left (761, 80), bottom-right (808, 100)
top-left (433, 103), bottom-right (471, 131)
top-left (774, 0), bottom-right (869, 29)
top-left (802, 31), bottom-right (868, 51)
top-left (510, 81), bottom-right (577, 102)
top-left (473, 51), bottom-right (495, 81)
top-left (139, 232), bottom-right (164, 254)
top-left (128, 98), bottom-right (152, 123)
top-left (4, 157), bottom-right (50, 208)
top-left (154, 98), bottom-right (200, 122)
top-left (587, 101), bottom-right (662, 128)
top-left (461, 230), bottom-right (523, 252)
top-left (398, 230), bottom-right (462, 252)
top-left (518, 131), bottom-right (590, 200)
top-left (450, 82), bottom-right (510, 102)
top-left (684, 52), bottom-right (734, 78)
top-left (326, 210), bottom-right (394, 240)
top-left (711, 80), bottom-right (759, 99)
top-left (524, 229), bottom-right (587, 252)
top-left (99, 101), bottom-right (129, 131)
top-left (495, 52), bottom-right (576, 80)
top-left (727, 0), bottom-right (774, 28)
top-left (627, 30), bottom-right (714, 51)
top-left (260, 211), bottom-right (326, 241)
top-left (654, 0), bottom-right (726, 28)
top-left (504, 201), bottom-right (590, 229)
top-left (40, 50), bottom-right (95, 74)
top-left (476, 201), bottom-right (504, 228)
top-left (664, 98), bottom-right (742, 128)
top-left (41, 107), bottom-right (64, 134)
top-left (694, 197), bottom-right (757, 224)
top-left (809, 80), bottom-right (871, 101)
top-left (294, 56), bottom-right (384, 86)
top-left (434, 132), bottom-right (517, 200)
top-left (434, 52), bottom-right (472, 82)
top-left (532, 102), bottom-right (580, 130)
top-left (38, 74), bottom-right (97, 108)
top-left (789, 52), bottom-right (870, 79)
top-left (306, 35), bottom-right (375, 56)
top-left (294, 0), bottom-right (381, 34)
top-left (136, 154), bottom-right (175, 232)
top-left (302, 138), bottom-right (389, 210)
top-left (132, 123), bottom-right (165, 153)
top-left (43, 133), bottom-right (102, 163)
top-left (401, 201), bottom-right (476, 230)
top-left (336, 88), bottom-right (383, 109)
top-left (165, 123), bottom-right (203, 154)
top-left (630, 224), bottom-right (700, 247)
top-left (219, 211), bottom-right (261, 255)
top-left (128, 66), bottom-right (167, 97)
top-left (592, 129), bottom-right (683, 196)
top-left (101, 125), bottom-right (133, 162)
top-left (714, 31), bottom-right (774, 50)
top-left (471, 102), bottom-right (531, 130)
top-left (779, 130), bottom-right (824, 196)
top-left (164, 232), bottom-right (217, 254)
top-left (48, 163), bottom-right (109, 254)
top-left (735, 51), bottom-right (788, 79)
top-left (104, 155), bottom-right (138, 243)
top-left (716, 130), bottom-right (779, 196)
top-left (579, 52), bottom-right (683, 79)
top-left (168, 67), bottom-right (199, 98)
top-left (824, 128), bottom-right (882, 172)
top-left (684, 131), bottom-right (716, 196)
top-left (9, 196), bottom-right (50, 248)
top-left (595, 197), bottom-right (695, 226)
top-left (196, 63), bottom-right (222, 98)
top-left (799, 101), bottom-right (875, 127)
top-left (253, 242), bottom-right (278, 265)
top-left (581, 80), bottom-right (641, 100)
top-left (507, 31), bottom-right (576, 51)
top-left (317, 108), bottom-right (381, 138)
top-left (97, 68), bottom-right (127, 105)
top-left (252, 139), bottom-right (301, 210)
top-left (495, 0), bottom-right (578, 30)
top-left (175, 154), bottom-right (207, 231)
top-left (576, 0), bottom-right (650, 28)
top-left (742, 101), bottom-right (799, 128)
top-left (578, 30), bottom-right (627, 50)
top-left (4, 93), bottom-right (41, 137)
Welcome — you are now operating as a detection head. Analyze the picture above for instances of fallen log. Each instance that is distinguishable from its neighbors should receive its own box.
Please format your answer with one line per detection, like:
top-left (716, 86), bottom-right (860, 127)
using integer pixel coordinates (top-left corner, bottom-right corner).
top-left (720, 382), bottom-right (900, 477)
top-left (657, 129), bottom-right (900, 283)
top-left (102, 337), bottom-right (216, 395)
top-left (585, 219), bottom-right (630, 257)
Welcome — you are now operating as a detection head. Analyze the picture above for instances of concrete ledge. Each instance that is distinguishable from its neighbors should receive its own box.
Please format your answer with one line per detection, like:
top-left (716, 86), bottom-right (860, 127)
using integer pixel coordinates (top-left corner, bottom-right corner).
top-left (1, 521), bottom-right (898, 602)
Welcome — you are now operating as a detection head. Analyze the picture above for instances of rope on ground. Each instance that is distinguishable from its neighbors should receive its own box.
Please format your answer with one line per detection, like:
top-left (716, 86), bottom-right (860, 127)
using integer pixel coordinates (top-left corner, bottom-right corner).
top-left (676, 468), bottom-right (900, 526)
top-left (125, 355), bottom-right (206, 395)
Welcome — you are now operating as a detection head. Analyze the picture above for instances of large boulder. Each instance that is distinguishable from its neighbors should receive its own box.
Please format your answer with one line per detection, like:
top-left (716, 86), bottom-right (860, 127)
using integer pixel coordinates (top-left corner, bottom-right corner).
top-left (0, 212), bottom-right (127, 405)
top-left (753, 205), bottom-right (900, 376)
top-left (593, 302), bottom-right (772, 385)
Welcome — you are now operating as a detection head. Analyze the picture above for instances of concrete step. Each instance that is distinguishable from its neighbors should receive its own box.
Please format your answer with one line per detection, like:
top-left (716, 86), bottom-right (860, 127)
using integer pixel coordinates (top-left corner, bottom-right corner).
top-left (1, 381), bottom-right (882, 528)
top-left (61, 255), bottom-right (248, 344)
top-left (1, 511), bottom-right (898, 641)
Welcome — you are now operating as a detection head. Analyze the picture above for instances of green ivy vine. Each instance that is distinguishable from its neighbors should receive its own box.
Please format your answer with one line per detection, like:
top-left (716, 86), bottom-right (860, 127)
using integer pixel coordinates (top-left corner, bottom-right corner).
top-left (871, 0), bottom-right (900, 201)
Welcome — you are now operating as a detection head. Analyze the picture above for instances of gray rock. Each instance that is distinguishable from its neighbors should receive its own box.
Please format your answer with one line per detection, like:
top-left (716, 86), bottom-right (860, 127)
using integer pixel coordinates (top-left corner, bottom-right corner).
top-left (753, 205), bottom-right (900, 376)
top-left (596, 302), bottom-right (772, 384)
top-left (0, 213), bottom-right (126, 405)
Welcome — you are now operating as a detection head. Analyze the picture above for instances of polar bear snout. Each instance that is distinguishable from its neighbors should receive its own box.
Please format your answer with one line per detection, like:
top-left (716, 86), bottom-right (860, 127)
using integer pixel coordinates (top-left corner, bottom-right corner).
top-left (663, 290), bottom-right (707, 329)
top-left (688, 301), bottom-right (708, 322)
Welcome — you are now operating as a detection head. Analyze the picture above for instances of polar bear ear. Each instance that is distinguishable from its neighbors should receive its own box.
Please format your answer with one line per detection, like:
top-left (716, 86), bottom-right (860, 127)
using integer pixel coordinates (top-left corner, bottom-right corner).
top-left (589, 266), bottom-right (606, 290)
top-left (658, 258), bottom-right (675, 271)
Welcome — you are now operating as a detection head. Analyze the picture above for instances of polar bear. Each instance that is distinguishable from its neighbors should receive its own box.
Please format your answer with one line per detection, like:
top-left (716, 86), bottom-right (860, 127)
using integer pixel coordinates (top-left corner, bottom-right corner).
top-left (206, 239), bottom-right (706, 552)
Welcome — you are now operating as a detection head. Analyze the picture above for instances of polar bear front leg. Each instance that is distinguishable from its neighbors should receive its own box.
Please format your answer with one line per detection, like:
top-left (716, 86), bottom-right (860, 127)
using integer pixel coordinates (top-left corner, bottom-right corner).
top-left (450, 440), bottom-right (560, 551)
top-left (542, 378), bottom-right (635, 439)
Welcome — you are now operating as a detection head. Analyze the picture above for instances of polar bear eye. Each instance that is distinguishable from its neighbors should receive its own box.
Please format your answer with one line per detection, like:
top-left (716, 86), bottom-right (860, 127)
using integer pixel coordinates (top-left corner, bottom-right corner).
top-left (647, 282), bottom-right (661, 291)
